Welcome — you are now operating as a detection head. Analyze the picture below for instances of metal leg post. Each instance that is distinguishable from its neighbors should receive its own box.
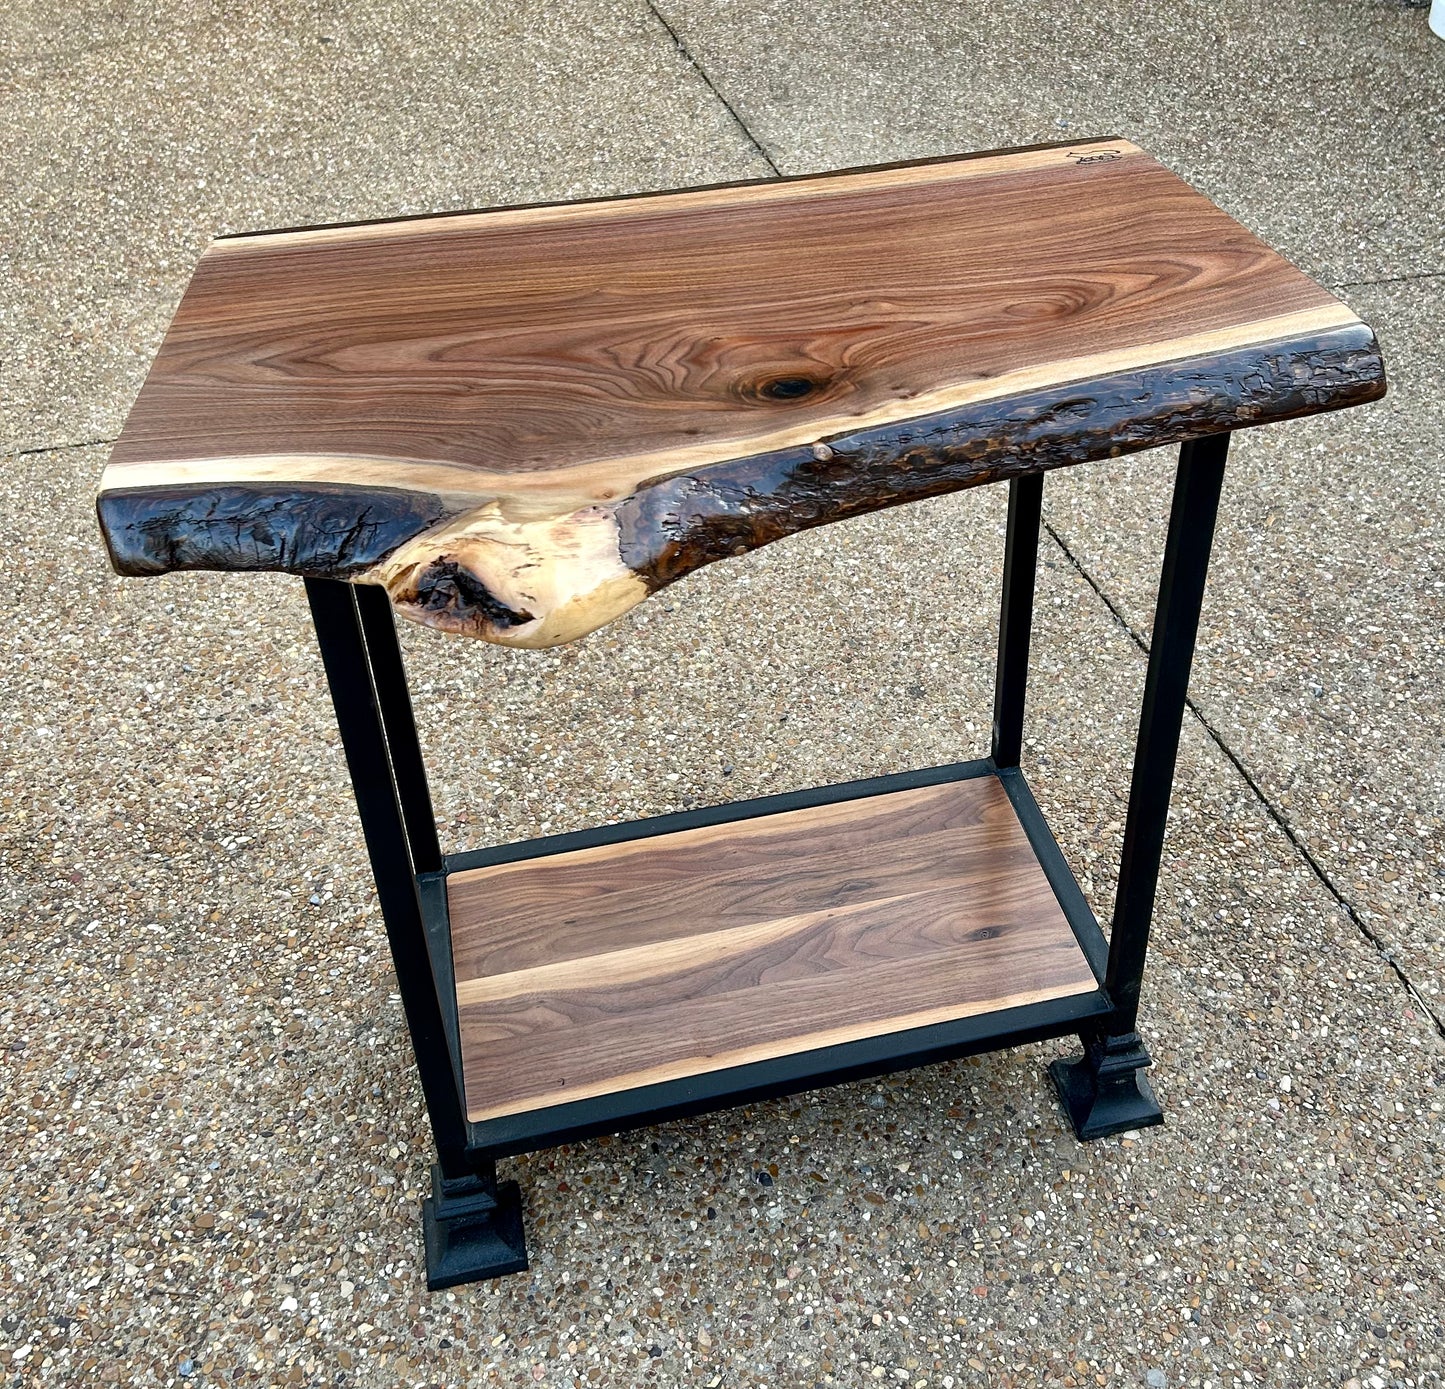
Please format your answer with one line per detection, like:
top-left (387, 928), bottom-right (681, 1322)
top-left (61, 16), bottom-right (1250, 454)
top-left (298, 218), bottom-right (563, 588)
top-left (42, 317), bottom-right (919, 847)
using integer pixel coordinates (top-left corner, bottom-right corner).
top-left (992, 472), bottom-right (1044, 769)
top-left (353, 583), bottom-right (443, 875)
top-left (305, 577), bottom-right (527, 1284)
top-left (1050, 433), bottom-right (1230, 1139)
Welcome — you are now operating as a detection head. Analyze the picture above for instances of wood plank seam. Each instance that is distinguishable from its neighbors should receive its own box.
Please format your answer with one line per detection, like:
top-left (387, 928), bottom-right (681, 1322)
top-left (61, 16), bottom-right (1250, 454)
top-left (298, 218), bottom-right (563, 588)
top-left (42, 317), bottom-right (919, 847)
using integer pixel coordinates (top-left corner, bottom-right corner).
top-left (454, 876), bottom-right (1065, 1009)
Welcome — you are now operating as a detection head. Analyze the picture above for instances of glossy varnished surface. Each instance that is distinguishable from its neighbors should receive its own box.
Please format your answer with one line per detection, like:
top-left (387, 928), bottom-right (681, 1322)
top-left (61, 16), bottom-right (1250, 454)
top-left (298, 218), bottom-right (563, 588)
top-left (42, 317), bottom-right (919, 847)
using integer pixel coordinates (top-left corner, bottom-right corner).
top-left (97, 140), bottom-right (1386, 645)
top-left (447, 777), bottom-right (1098, 1123)
top-left (104, 143), bottom-right (1354, 476)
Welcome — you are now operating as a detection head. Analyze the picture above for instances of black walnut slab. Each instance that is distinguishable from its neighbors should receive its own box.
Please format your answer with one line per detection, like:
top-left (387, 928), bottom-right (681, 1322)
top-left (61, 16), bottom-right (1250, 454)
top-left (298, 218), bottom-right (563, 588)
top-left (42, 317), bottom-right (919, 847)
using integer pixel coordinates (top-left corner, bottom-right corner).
top-left (97, 139), bottom-right (1385, 646)
top-left (446, 777), bottom-right (1100, 1122)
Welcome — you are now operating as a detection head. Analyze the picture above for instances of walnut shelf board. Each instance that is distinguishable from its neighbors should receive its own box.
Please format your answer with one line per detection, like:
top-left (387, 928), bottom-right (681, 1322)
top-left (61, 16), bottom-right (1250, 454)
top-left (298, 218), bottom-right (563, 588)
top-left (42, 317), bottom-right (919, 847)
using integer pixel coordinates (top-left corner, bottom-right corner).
top-left (97, 138), bottom-right (1385, 647)
top-left (446, 775), bottom-right (1098, 1124)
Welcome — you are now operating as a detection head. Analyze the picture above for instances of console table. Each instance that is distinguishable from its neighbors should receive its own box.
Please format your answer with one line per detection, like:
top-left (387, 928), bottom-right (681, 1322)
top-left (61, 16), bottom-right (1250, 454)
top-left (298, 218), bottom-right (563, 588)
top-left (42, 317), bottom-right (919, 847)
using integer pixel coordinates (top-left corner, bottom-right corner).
top-left (96, 138), bottom-right (1385, 1289)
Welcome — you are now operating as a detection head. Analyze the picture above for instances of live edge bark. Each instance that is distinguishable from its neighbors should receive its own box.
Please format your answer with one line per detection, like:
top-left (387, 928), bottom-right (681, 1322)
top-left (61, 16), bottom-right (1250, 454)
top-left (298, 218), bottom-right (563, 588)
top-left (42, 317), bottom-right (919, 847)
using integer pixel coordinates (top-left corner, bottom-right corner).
top-left (97, 324), bottom-right (1385, 647)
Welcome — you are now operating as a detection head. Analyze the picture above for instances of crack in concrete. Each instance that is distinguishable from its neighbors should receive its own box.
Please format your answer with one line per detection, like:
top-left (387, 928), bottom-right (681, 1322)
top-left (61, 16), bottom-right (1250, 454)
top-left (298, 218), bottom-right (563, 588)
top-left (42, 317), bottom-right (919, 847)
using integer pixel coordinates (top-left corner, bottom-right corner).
top-left (10, 436), bottom-right (117, 460)
top-left (1332, 268), bottom-right (1445, 291)
top-left (645, 0), bottom-right (781, 177)
top-left (1042, 514), bottom-right (1445, 1042)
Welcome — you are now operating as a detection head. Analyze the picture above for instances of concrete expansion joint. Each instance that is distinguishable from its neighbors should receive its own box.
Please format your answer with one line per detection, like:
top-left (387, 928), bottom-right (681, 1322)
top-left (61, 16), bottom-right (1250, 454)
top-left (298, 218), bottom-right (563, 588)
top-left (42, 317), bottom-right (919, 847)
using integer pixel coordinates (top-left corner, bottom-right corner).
top-left (1332, 267), bottom-right (1445, 292)
top-left (12, 434), bottom-right (118, 460)
top-left (643, 0), bottom-right (782, 176)
top-left (1042, 515), bottom-right (1445, 1044)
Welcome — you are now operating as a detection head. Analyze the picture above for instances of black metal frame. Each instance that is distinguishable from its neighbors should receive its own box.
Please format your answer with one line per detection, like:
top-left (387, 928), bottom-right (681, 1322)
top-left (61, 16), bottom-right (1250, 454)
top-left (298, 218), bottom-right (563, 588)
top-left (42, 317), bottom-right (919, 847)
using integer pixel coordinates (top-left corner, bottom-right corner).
top-left (303, 432), bottom-right (1229, 1287)
top-left (1048, 432), bottom-right (1229, 1136)
top-left (305, 579), bottom-right (526, 1288)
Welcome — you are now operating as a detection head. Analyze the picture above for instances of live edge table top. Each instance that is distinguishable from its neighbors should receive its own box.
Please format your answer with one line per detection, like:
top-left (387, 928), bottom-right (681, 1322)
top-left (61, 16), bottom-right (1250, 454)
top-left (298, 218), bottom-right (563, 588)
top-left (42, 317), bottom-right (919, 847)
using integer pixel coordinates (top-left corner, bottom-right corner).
top-left (96, 138), bottom-right (1385, 648)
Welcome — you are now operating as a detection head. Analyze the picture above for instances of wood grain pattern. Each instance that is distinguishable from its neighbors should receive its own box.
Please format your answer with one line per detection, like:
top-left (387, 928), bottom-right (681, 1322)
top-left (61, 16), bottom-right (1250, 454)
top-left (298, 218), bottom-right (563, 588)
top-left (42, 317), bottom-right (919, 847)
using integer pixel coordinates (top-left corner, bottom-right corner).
top-left (448, 777), bottom-right (1098, 1122)
top-left (97, 138), bottom-right (1386, 646)
top-left (450, 773), bottom-right (1030, 977)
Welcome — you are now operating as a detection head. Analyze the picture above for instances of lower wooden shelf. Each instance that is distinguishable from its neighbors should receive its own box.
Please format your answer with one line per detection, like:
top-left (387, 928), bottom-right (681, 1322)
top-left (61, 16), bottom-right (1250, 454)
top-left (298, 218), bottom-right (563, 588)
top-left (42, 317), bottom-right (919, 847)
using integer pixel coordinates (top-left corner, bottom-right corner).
top-left (436, 762), bottom-right (1109, 1147)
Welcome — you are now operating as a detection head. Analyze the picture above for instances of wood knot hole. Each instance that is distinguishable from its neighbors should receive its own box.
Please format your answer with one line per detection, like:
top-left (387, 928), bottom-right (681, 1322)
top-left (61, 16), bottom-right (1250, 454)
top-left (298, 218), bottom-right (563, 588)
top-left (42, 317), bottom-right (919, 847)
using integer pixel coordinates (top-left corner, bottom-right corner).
top-left (758, 375), bottom-right (819, 402)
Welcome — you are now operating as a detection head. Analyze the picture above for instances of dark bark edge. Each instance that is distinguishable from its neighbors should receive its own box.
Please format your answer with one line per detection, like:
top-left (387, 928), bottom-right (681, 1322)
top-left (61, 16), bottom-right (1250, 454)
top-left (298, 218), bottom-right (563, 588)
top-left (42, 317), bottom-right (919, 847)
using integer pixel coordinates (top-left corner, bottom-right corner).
top-left (96, 324), bottom-right (1385, 600)
top-left (98, 482), bottom-right (454, 578)
top-left (617, 323), bottom-right (1387, 591)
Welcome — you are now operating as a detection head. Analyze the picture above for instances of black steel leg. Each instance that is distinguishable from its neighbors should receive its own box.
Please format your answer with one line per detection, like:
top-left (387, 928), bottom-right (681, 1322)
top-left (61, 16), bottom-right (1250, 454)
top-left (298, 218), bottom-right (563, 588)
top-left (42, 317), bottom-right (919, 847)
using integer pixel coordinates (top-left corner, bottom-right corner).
top-left (1050, 433), bottom-right (1229, 1139)
top-left (353, 583), bottom-right (443, 875)
top-left (992, 472), bottom-right (1044, 769)
top-left (305, 578), bottom-right (527, 1284)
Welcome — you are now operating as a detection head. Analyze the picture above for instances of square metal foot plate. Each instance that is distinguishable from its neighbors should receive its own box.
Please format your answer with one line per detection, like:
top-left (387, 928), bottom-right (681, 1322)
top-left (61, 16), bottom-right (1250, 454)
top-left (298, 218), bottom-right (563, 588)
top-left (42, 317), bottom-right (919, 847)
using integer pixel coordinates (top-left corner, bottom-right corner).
top-left (1049, 1055), bottom-right (1165, 1142)
top-left (422, 1179), bottom-right (528, 1289)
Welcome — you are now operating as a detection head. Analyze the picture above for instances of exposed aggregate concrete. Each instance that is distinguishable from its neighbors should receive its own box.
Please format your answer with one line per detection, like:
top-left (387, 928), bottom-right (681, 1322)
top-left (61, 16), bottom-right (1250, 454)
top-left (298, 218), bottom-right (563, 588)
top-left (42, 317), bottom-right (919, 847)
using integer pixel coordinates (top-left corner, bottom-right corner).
top-left (3, 0), bottom-right (1444, 1384)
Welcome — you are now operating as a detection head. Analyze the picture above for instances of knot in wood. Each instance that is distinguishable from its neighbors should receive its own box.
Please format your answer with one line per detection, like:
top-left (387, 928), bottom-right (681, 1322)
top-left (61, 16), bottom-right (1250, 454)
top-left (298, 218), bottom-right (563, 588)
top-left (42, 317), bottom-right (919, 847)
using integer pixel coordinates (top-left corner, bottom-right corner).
top-left (745, 372), bottom-right (832, 405)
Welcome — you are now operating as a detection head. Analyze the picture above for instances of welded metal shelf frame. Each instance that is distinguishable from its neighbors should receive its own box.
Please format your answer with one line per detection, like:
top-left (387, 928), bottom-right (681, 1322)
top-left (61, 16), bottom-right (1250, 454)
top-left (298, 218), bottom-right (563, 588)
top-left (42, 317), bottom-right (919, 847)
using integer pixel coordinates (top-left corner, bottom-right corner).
top-left (304, 431), bottom-right (1230, 1289)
